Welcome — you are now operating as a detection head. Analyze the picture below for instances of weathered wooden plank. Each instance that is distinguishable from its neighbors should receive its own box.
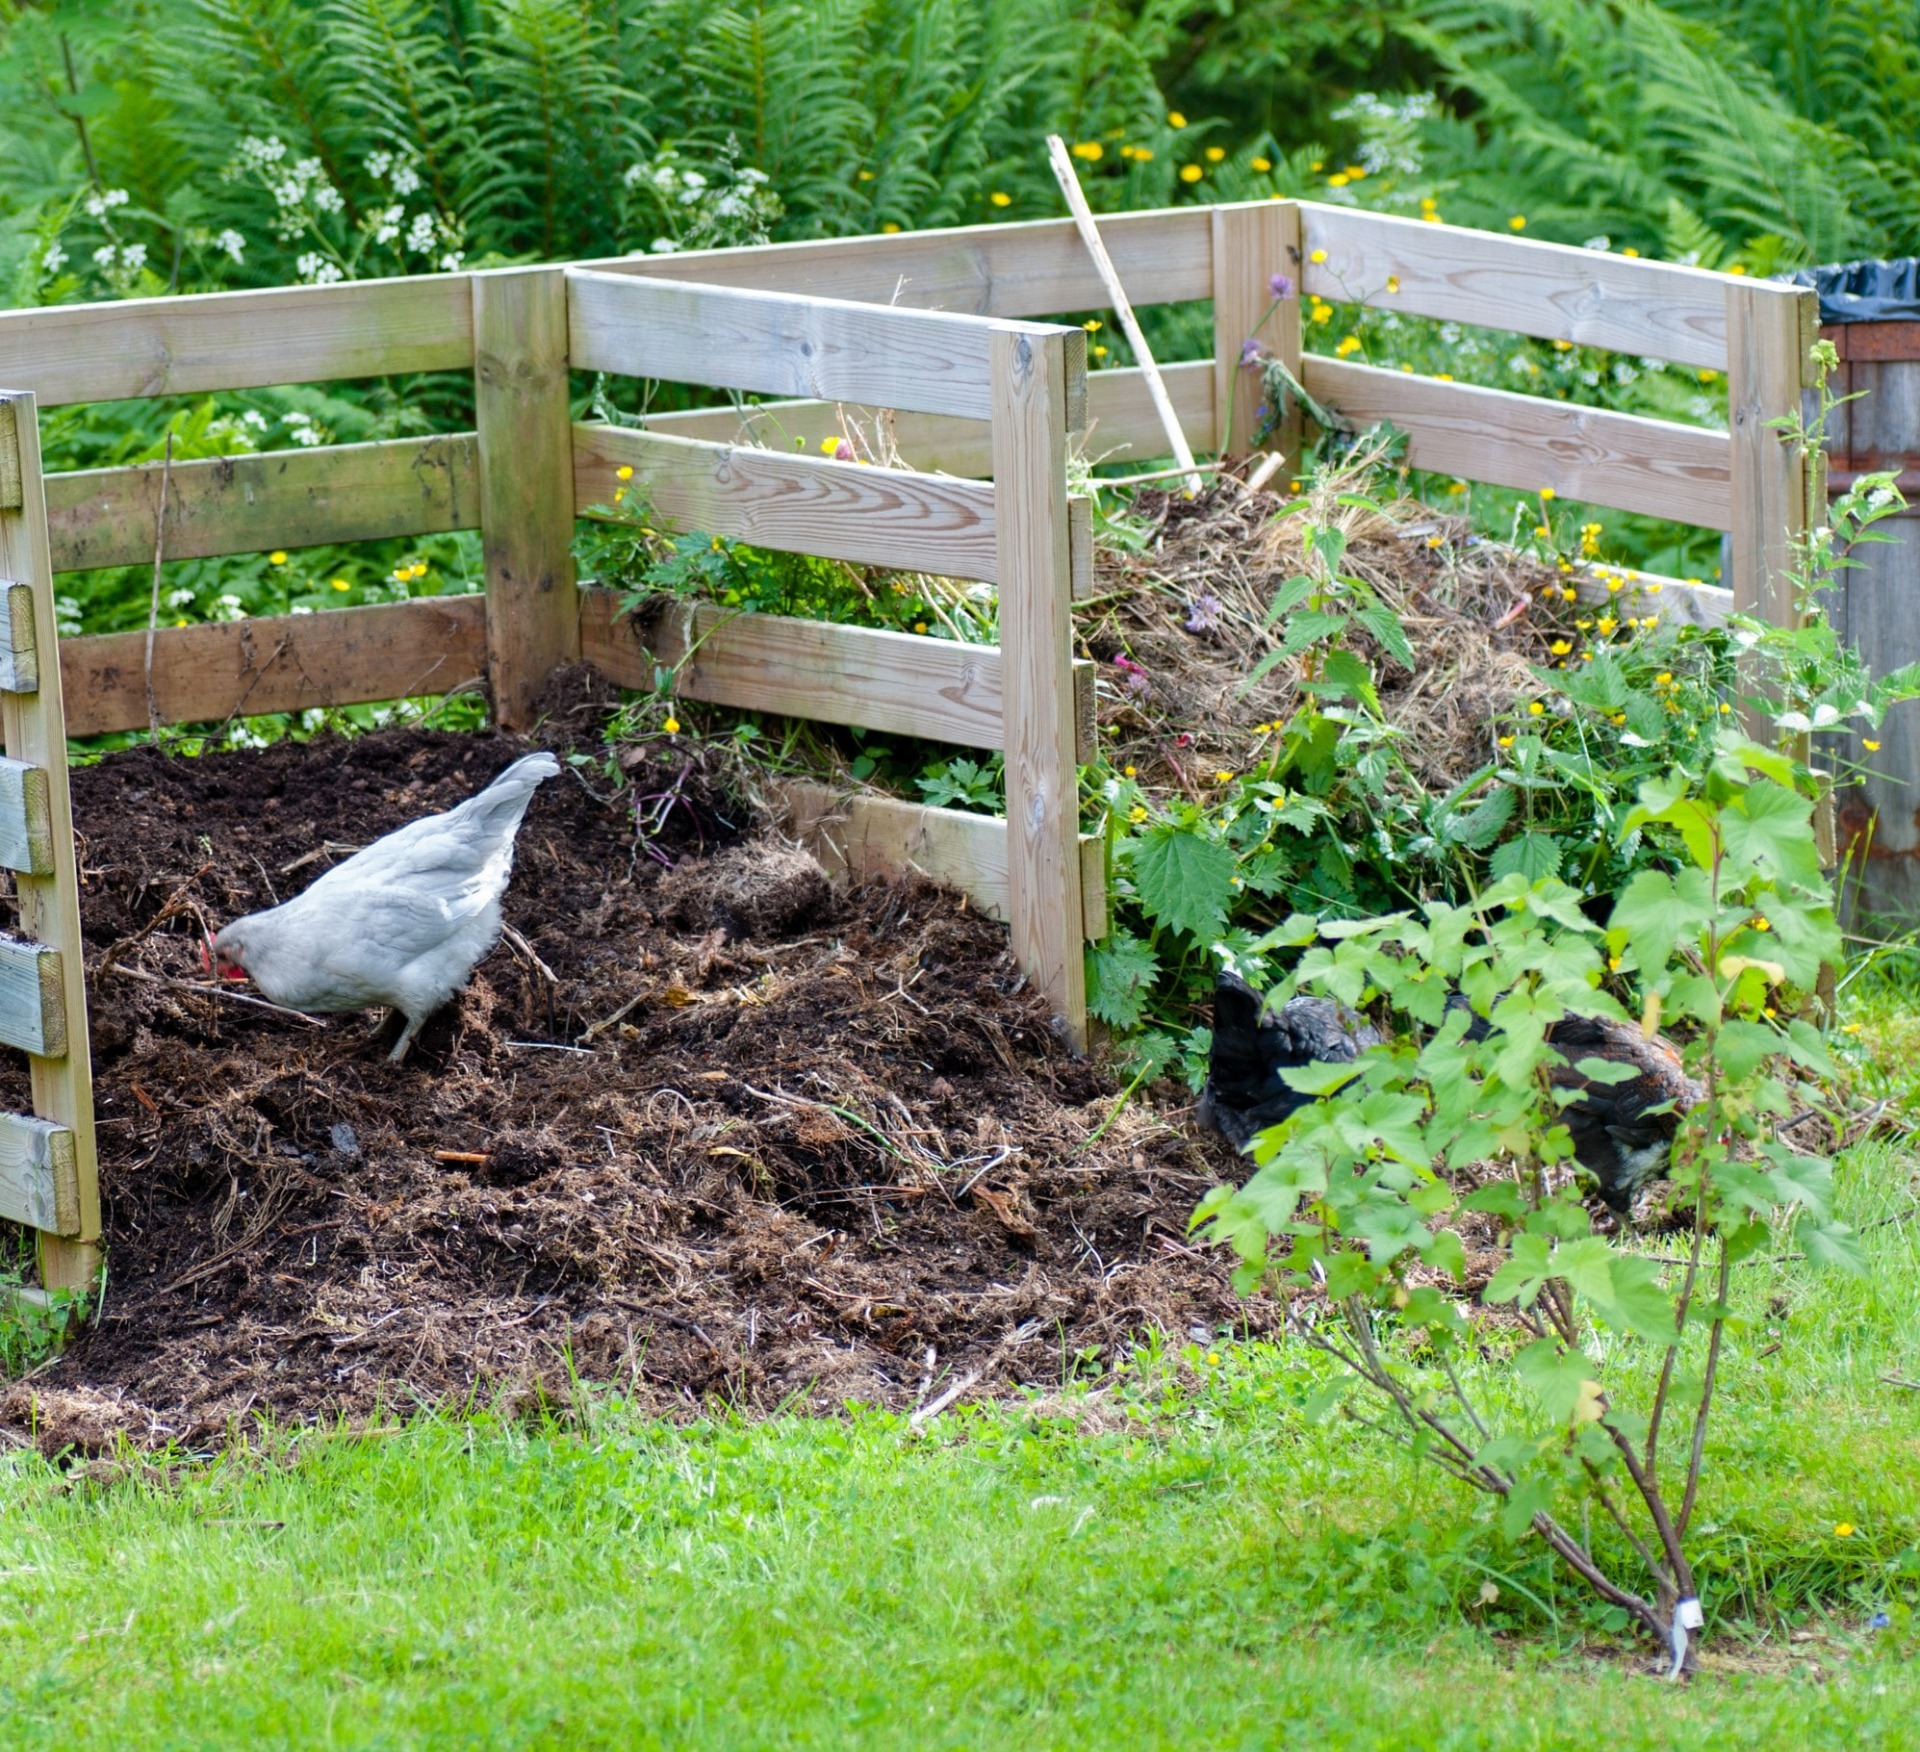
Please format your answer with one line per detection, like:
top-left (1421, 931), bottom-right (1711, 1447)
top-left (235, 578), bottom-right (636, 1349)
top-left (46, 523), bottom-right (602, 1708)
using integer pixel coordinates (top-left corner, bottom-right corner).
top-left (580, 590), bottom-right (1094, 763)
top-left (1726, 282), bottom-right (1817, 629)
top-left (474, 269), bottom-right (579, 730)
top-left (635, 358), bottom-right (1216, 481)
top-left (575, 207), bottom-right (1214, 319)
top-left (568, 269), bottom-right (1087, 425)
top-left (0, 1113), bottom-right (79, 1235)
top-left (0, 389), bottom-right (98, 1285)
top-left (1214, 201), bottom-right (1299, 457)
top-left (778, 781), bottom-right (1107, 940)
top-left (0, 402), bottom-right (18, 511)
top-left (1301, 203), bottom-right (1732, 372)
top-left (44, 435), bottom-right (481, 573)
top-left (0, 936), bottom-right (64, 1058)
top-left (574, 424), bottom-right (1093, 597)
top-left (60, 593), bottom-right (489, 738)
top-left (0, 581), bottom-right (35, 692)
top-left (990, 326), bottom-right (1087, 1047)
top-left (0, 756), bottom-right (53, 874)
top-left (0, 276), bottom-right (473, 408)
top-left (1304, 356), bottom-right (1733, 528)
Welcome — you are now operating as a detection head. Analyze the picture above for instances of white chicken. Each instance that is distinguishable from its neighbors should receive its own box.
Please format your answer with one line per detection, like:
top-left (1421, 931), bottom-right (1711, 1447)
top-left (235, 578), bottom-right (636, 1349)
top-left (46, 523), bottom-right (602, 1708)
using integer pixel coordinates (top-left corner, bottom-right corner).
top-left (207, 752), bottom-right (560, 1061)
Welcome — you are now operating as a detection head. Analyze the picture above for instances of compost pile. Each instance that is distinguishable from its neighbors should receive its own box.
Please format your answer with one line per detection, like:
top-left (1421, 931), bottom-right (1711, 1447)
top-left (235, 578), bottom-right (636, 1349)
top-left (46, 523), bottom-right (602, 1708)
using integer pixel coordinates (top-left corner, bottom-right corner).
top-left (1, 674), bottom-right (1259, 1452)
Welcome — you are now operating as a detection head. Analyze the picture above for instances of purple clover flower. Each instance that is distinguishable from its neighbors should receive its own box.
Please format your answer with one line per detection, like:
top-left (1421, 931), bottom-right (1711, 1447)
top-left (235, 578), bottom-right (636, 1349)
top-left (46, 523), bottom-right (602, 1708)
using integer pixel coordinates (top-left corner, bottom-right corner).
top-left (1185, 591), bottom-right (1223, 633)
top-left (1268, 272), bottom-right (1294, 298)
top-left (1239, 337), bottom-right (1264, 367)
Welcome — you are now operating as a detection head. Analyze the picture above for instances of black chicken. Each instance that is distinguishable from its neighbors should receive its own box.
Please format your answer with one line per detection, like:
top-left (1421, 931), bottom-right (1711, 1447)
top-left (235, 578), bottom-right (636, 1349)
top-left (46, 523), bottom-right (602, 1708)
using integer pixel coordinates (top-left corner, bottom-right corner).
top-left (1196, 971), bottom-right (1382, 1151)
top-left (1199, 974), bottom-right (1701, 1213)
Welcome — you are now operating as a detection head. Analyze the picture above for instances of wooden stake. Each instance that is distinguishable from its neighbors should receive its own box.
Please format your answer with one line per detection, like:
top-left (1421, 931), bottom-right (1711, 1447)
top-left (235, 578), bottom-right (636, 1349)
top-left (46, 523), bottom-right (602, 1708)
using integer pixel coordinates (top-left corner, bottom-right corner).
top-left (1213, 201), bottom-right (1301, 462)
top-left (1044, 135), bottom-right (1201, 494)
top-left (474, 267), bottom-right (579, 731)
top-left (0, 390), bottom-right (99, 1292)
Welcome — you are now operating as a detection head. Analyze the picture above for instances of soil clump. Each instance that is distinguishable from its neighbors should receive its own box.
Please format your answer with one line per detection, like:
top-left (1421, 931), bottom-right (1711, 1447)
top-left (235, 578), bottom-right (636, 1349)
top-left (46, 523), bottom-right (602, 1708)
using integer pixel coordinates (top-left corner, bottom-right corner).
top-left (1, 703), bottom-right (1258, 1452)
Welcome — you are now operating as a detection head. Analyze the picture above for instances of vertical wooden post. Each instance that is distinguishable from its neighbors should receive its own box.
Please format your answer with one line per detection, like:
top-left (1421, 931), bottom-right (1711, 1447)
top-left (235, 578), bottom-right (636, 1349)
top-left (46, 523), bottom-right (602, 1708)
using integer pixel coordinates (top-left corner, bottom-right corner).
top-left (0, 391), bottom-right (99, 1294)
top-left (1725, 280), bottom-right (1819, 634)
top-left (474, 267), bottom-right (579, 731)
top-left (991, 326), bottom-right (1088, 1049)
top-left (1212, 200), bottom-right (1302, 462)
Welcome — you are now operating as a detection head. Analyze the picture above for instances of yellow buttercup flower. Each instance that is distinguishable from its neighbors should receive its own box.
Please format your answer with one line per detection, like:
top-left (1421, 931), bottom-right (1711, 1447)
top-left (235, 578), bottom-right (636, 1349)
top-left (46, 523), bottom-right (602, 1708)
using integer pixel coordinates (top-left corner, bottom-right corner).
top-left (1835, 1523), bottom-right (1855, 1538)
top-left (1327, 173), bottom-right (1350, 188)
top-left (1527, 702), bottom-right (1544, 716)
top-left (1128, 805), bottom-right (1148, 823)
top-left (1123, 765), bottom-right (1136, 777)
top-left (269, 550), bottom-right (288, 565)
top-left (331, 578), bottom-right (350, 592)
top-left (1335, 334), bottom-right (1362, 358)
top-left (1497, 735), bottom-right (1514, 747)
top-left (1550, 639), bottom-right (1571, 656)
top-left (1179, 164), bottom-right (1203, 184)
top-left (1864, 738), bottom-right (1882, 752)
top-left (1168, 111), bottom-right (1187, 129)
top-left (1215, 770), bottom-right (1234, 783)
top-left (1509, 215), bottom-right (1527, 231)
top-left (1251, 156), bottom-right (1272, 172)
top-left (989, 191), bottom-right (1011, 208)
top-left (663, 716), bottom-right (680, 734)
top-left (1071, 141), bottom-right (1103, 161)
top-left (616, 464), bottom-right (634, 480)
top-left (1386, 275), bottom-right (1400, 293)
top-left (1205, 146), bottom-right (1225, 163)
top-left (881, 221), bottom-right (901, 233)
top-left (1083, 318), bottom-right (1102, 331)
top-left (1540, 487), bottom-right (1555, 502)
top-left (1309, 248), bottom-right (1328, 264)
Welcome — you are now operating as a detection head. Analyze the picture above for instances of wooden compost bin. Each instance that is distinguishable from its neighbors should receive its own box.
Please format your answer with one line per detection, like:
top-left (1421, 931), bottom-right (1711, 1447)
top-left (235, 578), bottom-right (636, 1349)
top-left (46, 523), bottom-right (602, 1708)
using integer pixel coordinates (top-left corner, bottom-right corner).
top-left (0, 201), bottom-right (1813, 1295)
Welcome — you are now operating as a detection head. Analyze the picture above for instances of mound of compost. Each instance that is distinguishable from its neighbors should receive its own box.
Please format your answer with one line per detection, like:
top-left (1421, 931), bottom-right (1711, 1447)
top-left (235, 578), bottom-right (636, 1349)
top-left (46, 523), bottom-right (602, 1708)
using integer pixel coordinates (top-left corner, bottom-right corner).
top-left (1, 686), bottom-right (1259, 1452)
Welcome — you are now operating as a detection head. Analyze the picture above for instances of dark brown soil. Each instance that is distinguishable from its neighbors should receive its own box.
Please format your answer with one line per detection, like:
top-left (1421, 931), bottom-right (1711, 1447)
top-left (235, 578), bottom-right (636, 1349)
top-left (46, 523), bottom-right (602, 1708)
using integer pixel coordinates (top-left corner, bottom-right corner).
top-left (2, 685), bottom-right (1263, 1451)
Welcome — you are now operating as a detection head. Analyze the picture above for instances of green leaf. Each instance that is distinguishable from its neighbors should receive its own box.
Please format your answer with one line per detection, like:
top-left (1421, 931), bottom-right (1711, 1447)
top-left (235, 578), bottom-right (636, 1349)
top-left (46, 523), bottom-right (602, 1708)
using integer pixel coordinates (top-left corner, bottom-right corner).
top-left (1797, 1217), bottom-right (1867, 1275)
top-left (1608, 867), bottom-right (1713, 972)
top-left (1594, 1254), bottom-right (1676, 1342)
top-left (1489, 831), bottom-right (1562, 883)
top-left (1484, 1232), bottom-right (1552, 1308)
top-left (1501, 1472), bottom-right (1556, 1542)
top-left (1354, 602), bottom-right (1416, 670)
top-left (1277, 1059), bottom-right (1368, 1096)
top-left (1302, 647), bottom-right (1381, 713)
top-left (1260, 573), bottom-right (1317, 628)
top-left (1721, 779), bottom-right (1822, 887)
top-left (1086, 931), bottom-right (1159, 1030)
top-left (1515, 1337), bottom-right (1604, 1425)
top-left (1571, 1056), bottom-right (1638, 1085)
top-left (1129, 826), bottom-right (1237, 941)
top-left (1442, 787), bottom-right (1516, 851)
top-left (1549, 1236), bottom-right (1616, 1304)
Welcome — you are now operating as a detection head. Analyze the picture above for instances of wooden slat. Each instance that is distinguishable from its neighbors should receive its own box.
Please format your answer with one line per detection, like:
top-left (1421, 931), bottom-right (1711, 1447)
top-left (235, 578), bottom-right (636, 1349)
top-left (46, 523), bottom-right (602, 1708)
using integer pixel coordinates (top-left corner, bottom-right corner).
top-left (0, 1113), bottom-right (78, 1235)
top-left (0, 582), bottom-right (35, 691)
top-left (0, 389), bottom-right (98, 1283)
top-left (778, 781), bottom-right (1107, 939)
top-left (575, 207), bottom-right (1214, 319)
top-left (635, 358), bottom-right (1215, 480)
top-left (45, 434), bottom-right (481, 573)
top-left (0, 402), bottom-right (18, 511)
top-left (580, 590), bottom-right (1094, 763)
top-left (0, 276), bottom-right (473, 408)
top-left (474, 269), bottom-right (579, 730)
top-left (1301, 204), bottom-right (1732, 372)
top-left (991, 326), bottom-right (1087, 1047)
top-left (574, 424), bottom-right (1093, 597)
top-left (568, 269), bottom-right (1088, 425)
top-left (59, 593), bottom-right (488, 738)
top-left (0, 936), bottom-right (64, 1058)
top-left (0, 756), bottom-right (53, 873)
top-left (1304, 356), bottom-right (1733, 528)
top-left (1214, 201), bottom-right (1298, 457)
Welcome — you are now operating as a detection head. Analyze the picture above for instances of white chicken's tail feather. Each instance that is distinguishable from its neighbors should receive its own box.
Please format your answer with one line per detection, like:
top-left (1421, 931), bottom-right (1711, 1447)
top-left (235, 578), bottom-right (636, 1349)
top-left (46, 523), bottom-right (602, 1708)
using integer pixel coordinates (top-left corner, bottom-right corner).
top-left (454, 752), bottom-right (561, 832)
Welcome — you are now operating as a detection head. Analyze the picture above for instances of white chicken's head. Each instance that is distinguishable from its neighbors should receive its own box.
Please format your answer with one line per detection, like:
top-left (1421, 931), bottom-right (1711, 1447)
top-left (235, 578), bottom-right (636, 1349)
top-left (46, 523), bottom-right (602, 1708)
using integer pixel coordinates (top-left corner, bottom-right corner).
top-left (204, 925), bottom-right (251, 984)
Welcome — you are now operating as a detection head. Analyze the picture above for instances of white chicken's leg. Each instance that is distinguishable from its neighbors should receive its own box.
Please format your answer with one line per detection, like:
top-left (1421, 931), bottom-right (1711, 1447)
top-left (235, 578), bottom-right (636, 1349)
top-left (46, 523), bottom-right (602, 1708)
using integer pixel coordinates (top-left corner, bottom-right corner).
top-left (387, 1009), bottom-right (428, 1063)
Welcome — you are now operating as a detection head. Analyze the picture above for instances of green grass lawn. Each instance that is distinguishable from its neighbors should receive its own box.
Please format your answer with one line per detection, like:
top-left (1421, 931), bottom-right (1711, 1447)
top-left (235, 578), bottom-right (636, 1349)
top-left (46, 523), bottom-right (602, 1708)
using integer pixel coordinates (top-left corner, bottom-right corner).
top-left (3, 1072), bottom-right (1917, 1748)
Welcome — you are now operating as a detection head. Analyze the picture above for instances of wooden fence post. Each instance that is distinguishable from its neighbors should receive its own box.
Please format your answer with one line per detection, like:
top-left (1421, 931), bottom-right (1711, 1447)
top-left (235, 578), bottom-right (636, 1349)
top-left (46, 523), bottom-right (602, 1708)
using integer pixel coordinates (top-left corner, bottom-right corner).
top-left (991, 327), bottom-right (1088, 1048)
top-left (1725, 280), bottom-right (1819, 635)
top-left (1213, 201), bottom-right (1302, 462)
top-left (474, 267), bottom-right (579, 731)
top-left (0, 390), bottom-right (99, 1295)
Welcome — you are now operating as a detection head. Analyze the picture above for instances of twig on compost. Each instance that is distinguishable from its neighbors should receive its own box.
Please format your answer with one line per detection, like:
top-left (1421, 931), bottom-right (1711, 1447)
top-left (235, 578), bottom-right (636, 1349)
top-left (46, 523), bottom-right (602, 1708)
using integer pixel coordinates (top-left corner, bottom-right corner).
top-left (105, 961), bottom-right (326, 1025)
top-left (96, 860), bottom-right (211, 978)
top-left (578, 989), bottom-right (650, 1044)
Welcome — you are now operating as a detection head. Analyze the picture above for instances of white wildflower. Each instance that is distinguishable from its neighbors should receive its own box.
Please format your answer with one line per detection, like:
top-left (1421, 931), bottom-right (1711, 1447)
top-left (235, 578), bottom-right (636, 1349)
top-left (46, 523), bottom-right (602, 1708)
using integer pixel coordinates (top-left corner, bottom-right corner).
top-left (167, 588), bottom-right (197, 609)
top-left (390, 161), bottom-right (421, 196)
top-left (215, 228), bottom-right (246, 263)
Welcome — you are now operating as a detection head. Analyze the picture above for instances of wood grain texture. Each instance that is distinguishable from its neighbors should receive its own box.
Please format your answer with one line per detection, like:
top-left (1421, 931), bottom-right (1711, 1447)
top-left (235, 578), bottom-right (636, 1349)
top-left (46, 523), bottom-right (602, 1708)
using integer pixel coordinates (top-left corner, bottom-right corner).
top-left (0, 936), bottom-right (64, 1058)
top-left (1301, 204), bottom-right (1732, 371)
top-left (778, 781), bottom-right (1107, 940)
top-left (0, 1112), bottom-right (77, 1234)
top-left (1304, 356), bottom-right (1733, 528)
top-left (634, 358), bottom-right (1215, 481)
top-left (573, 207), bottom-right (1213, 319)
top-left (574, 424), bottom-right (1092, 597)
top-left (0, 390), bottom-right (98, 1281)
top-left (60, 594), bottom-right (489, 738)
top-left (0, 275), bottom-right (472, 408)
top-left (0, 582), bottom-right (35, 692)
top-left (1726, 282), bottom-right (1817, 628)
top-left (0, 402), bottom-right (17, 511)
top-left (582, 591), bottom-right (1093, 762)
top-left (474, 269), bottom-right (579, 730)
top-left (46, 435), bottom-right (480, 573)
top-left (1213, 201), bottom-right (1300, 457)
top-left (0, 757), bottom-right (53, 874)
top-left (569, 269), bottom-right (1079, 423)
top-left (990, 326), bottom-right (1088, 1047)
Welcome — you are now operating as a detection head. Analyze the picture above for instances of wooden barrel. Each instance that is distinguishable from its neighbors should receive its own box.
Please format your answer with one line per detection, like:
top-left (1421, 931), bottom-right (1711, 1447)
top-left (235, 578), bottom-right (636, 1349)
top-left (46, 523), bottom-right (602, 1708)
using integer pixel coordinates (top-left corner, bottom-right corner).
top-left (1827, 319), bottom-right (1920, 926)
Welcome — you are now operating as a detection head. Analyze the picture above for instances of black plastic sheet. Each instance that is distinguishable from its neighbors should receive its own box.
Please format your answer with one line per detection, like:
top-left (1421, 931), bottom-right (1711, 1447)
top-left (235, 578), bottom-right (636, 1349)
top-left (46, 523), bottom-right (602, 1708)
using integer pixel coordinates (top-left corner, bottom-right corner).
top-left (1787, 258), bottom-right (1920, 324)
